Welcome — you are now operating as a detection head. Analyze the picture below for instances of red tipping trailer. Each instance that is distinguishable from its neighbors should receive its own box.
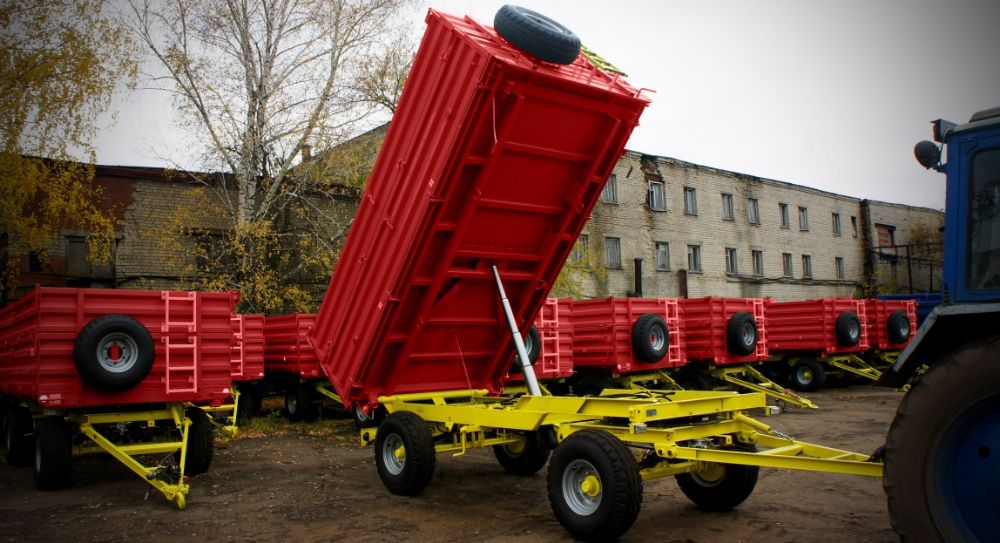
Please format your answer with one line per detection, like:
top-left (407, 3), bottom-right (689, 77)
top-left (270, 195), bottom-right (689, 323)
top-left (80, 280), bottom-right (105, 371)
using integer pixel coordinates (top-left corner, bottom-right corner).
top-left (309, 9), bottom-right (649, 409)
top-left (0, 286), bottom-right (235, 408)
top-left (765, 298), bottom-right (869, 356)
top-left (263, 313), bottom-right (321, 379)
top-left (570, 297), bottom-right (684, 373)
top-left (863, 299), bottom-right (916, 352)
top-left (231, 313), bottom-right (265, 383)
top-left (680, 297), bottom-right (768, 365)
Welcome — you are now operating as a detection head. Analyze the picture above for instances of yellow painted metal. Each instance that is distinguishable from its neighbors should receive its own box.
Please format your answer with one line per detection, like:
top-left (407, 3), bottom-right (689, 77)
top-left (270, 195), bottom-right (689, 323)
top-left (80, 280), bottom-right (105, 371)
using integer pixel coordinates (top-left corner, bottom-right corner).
top-left (312, 382), bottom-right (343, 404)
top-left (195, 387), bottom-right (241, 438)
top-left (824, 354), bottom-right (882, 381)
top-left (71, 403), bottom-right (193, 509)
top-left (711, 365), bottom-right (819, 409)
top-left (613, 370), bottom-right (683, 391)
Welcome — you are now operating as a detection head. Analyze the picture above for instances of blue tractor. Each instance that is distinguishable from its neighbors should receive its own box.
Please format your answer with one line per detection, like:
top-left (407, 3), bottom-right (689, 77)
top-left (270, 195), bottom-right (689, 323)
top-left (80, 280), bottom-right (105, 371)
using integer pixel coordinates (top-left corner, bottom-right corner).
top-left (880, 106), bottom-right (1000, 542)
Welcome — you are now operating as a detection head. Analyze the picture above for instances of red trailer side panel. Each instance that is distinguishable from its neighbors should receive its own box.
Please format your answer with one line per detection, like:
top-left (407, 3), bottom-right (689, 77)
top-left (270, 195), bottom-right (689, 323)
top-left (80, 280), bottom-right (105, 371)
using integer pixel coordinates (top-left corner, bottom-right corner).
top-left (309, 10), bottom-right (649, 406)
top-left (504, 298), bottom-right (573, 382)
top-left (680, 297), bottom-right (768, 365)
top-left (231, 313), bottom-right (265, 382)
top-left (0, 286), bottom-right (235, 408)
top-left (864, 299), bottom-right (917, 351)
top-left (571, 297), bottom-right (685, 373)
top-left (765, 298), bottom-right (870, 356)
top-left (263, 314), bottom-right (321, 379)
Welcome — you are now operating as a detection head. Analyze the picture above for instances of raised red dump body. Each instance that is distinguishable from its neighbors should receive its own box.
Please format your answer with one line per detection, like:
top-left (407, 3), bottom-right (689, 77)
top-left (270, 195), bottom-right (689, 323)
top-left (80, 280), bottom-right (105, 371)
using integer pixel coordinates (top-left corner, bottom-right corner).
top-left (504, 298), bottom-right (573, 382)
top-left (0, 286), bottom-right (235, 408)
top-left (230, 313), bottom-right (265, 382)
top-left (570, 297), bottom-right (685, 374)
top-left (765, 298), bottom-right (869, 356)
top-left (863, 299), bottom-right (917, 351)
top-left (309, 10), bottom-right (648, 407)
top-left (263, 314), bottom-right (322, 379)
top-left (681, 297), bottom-right (768, 365)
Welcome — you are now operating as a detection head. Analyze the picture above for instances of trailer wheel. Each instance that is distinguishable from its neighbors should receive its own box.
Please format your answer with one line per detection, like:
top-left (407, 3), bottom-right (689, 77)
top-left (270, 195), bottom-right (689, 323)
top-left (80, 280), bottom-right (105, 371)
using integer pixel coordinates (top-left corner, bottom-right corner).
top-left (510, 325), bottom-right (542, 373)
top-left (494, 431), bottom-right (550, 476)
top-left (726, 311), bottom-right (758, 356)
top-left (34, 416), bottom-right (72, 490)
top-left (676, 442), bottom-right (759, 511)
top-left (375, 411), bottom-right (436, 496)
top-left (4, 407), bottom-right (34, 466)
top-left (572, 376), bottom-right (613, 397)
top-left (884, 334), bottom-right (1000, 543)
top-left (493, 5), bottom-right (581, 65)
top-left (886, 310), bottom-right (911, 344)
top-left (547, 430), bottom-right (643, 542)
top-left (352, 403), bottom-right (384, 430)
top-left (835, 311), bottom-right (861, 347)
top-left (632, 313), bottom-right (669, 362)
top-left (284, 384), bottom-right (317, 422)
top-left (179, 407), bottom-right (214, 476)
top-left (73, 314), bottom-right (155, 392)
top-left (235, 387), bottom-right (256, 426)
top-left (790, 358), bottom-right (826, 391)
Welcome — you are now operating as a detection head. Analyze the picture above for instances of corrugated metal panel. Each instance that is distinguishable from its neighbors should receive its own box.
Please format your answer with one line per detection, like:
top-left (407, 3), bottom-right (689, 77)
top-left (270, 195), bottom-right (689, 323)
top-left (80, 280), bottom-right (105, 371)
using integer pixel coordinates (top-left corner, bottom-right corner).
top-left (231, 313), bottom-right (265, 382)
top-left (765, 298), bottom-right (869, 356)
top-left (263, 314), bottom-right (321, 378)
top-left (571, 297), bottom-right (684, 373)
top-left (864, 299), bottom-right (917, 351)
top-left (681, 297), bottom-right (769, 365)
top-left (0, 286), bottom-right (234, 408)
top-left (310, 10), bottom-right (648, 407)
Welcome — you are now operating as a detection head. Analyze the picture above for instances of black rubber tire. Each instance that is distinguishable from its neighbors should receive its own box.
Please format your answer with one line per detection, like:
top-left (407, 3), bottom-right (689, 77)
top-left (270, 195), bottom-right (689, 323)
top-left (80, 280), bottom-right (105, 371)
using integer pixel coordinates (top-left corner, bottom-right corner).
top-left (547, 430), bottom-right (643, 541)
top-left (884, 334), bottom-right (1000, 543)
top-left (375, 411), bottom-right (436, 496)
top-left (726, 311), bottom-right (758, 356)
top-left (835, 311), bottom-right (862, 347)
top-left (886, 310), bottom-right (911, 344)
top-left (4, 407), bottom-right (34, 466)
top-left (494, 431), bottom-right (550, 476)
top-left (676, 442), bottom-right (759, 511)
top-left (33, 416), bottom-right (72, 490)
top-left (235, 387), bottom-right (256, 426)
top-left (180, 407), bottom-right (214, 476)
top-left (73, 314), bottom-right (155, 392)
top-left (284, 384), bottom-right (317, 422)
top-left (631, 313), bottom-right (669, 362)
top-left (679, 370), bottom-right (716, 391)
top-left (493, 5), bottom-right (581, 65)
top-left (511, 325), bottom-right (542, 373)
top-left (352, 403), bottom-right (385, 430)
top-left (790, 358), bottom-right (826, 392)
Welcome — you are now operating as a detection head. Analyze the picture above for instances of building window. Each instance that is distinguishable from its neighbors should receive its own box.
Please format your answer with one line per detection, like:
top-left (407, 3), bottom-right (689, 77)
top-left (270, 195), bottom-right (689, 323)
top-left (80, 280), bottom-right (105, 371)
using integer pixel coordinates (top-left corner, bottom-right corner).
top-left (782, 252), bottom-right (793, 277)
top-left (835, 256), bottom-right (845, 279)
top-left (648, 179), bottom-right (666, 211)
top-left (851, 216), bottom-right (858, 237)
top-left (571, 234), bottom-right (589, 262)
top-left (605, 237), bottom-right (622, 268)
top-left (725, 247), bottom-right (738, 274)
top-left (875, 223), bottom-right (896, 247)
top-left (798, 206), bottom-right (809, 231)
top-left (779, 203), bottom-right (790, 229)
top-left (683, 187), bottom-right (698, 215)
top-left (747, 198), bottom-right (760, 225)
top-left (721, 193), bottom-right (734, 221)
top-left (752, 250), bottom-right (764, 276)
top-left (802, 254), bottom-right (813, 278)
top-left (601, 174), bottom-right (618, 204)
top-left (832, 213), bottom-right (842, 236)
top-left (687, 244), bottom-right (702, 272)
top-left (655, 241), bottom-right (670, 270)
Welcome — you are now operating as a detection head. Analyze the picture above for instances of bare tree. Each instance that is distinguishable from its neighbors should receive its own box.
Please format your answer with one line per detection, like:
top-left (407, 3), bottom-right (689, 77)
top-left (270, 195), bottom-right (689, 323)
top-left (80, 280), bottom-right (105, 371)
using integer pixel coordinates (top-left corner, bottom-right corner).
top-left (125, 0), bottom-right (415, 311)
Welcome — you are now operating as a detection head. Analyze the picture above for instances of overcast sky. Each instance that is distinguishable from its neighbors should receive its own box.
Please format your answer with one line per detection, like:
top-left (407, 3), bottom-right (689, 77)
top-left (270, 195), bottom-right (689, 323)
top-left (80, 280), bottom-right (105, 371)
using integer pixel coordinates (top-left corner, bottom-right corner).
top-left (95, 0), bottom-right (1000, 210)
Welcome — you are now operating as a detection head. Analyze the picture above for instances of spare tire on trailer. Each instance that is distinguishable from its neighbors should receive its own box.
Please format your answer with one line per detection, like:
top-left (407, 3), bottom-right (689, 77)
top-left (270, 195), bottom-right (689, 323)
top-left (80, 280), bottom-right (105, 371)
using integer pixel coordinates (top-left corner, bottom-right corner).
top-left (886, 310), bottom-right (911, 344)
top-left (73, 314), bottom-right (155, 392)
top-left (494, 5), bottom-right (581, 65)
top-left (511, 325), bottom-right (542, 373)
top-left (726, 311), bottom-right (758, 356)
top-left (631, 313), bottom-right (669, 362)
top-left (835, 311), bottom-right (862, 347)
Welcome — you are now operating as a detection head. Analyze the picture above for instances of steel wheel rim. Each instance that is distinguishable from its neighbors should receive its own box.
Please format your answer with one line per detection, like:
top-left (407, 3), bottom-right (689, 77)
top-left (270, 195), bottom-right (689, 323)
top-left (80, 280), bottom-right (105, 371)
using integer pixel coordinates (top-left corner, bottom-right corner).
top-left (797, 366), bottom-right (814, 384)
top-left (382, 434), bottom-right (406, 476)
top-left (34, 441), bottom-right (41, 473)
top-left (562, 458), bottom-right (602, 515)
top-left (354, 405), bottom-right (371, 423)
top-left (848, 321), bottom-right (860, 340)
top-left (95, 332), bottom-right (139, 374)
top-left (649, 326), bottom-right (666, 351)
top-left (897, 320), bottom-right (910, 340)
top-left (741, 321), bottom-right (756, 346)
top-left (523, 333), bottom-right (534, 358)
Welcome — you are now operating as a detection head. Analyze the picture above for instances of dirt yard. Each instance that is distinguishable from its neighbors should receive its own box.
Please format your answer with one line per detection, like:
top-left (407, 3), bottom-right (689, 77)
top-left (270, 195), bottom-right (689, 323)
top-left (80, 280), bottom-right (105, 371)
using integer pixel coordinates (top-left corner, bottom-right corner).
top-left (0, 386), bottom-right (902, 542)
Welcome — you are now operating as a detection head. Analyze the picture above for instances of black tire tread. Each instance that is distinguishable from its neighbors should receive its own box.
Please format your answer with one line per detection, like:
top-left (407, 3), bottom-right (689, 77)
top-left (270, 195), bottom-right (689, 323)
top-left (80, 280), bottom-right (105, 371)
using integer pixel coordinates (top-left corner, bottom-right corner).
top-left (34, 416), bottom-right (72, 490)
top-left (726, 311), bottom-right (758, 356)
top-left (73, 314), bottom-right (155, 392)
top-left (494, 5), bottom-right (581, 65)
top-left (835, 311), bottom-right (861, 347)
top-left (886, 310), bottom-right (911, 344)
top-left (375, 411), bottom-right (436, 496)
top-left (790, 358), bottom-right (826, 392)
top-left (494, 431), bottom-right (550, 476)
top-left (182, 407), bottom-right (214, 476)
top-left (676, 442), bottom-right (759, 511)
top-left (631, 313), bottom-right (669, 362)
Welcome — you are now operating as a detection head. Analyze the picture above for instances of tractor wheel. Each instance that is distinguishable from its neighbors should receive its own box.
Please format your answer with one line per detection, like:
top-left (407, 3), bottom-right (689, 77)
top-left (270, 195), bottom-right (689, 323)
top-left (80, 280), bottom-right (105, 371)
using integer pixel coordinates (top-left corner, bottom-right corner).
top-left (494, 431), bottom-right (550, 476)
top-left (631, 313), bottom-right (669, 362)
top-left (790, 358), bottom-right (826, 392)
top-left (726, 311), bottom-right (758, 356)
top-left (547, 430), bottom-right (643, 541)
top-left (835, 311), bottom-right (862, 347)
top-left (375, 411), bottom-right (436, 496)
top-left (179, 407), bottom-right (214, 476)
top-left (73, 314), bottom-right (155, 392)
top-left (884, 334), bottom-right (1000, 542)
top-left (33, 416), bottom-right (72, 490)
top-left (4, 407), bottom-right (34, 466)
top-left (676, 443), bottom-right (759, 511)
top-left (493, 5), bottom-right (581, 65)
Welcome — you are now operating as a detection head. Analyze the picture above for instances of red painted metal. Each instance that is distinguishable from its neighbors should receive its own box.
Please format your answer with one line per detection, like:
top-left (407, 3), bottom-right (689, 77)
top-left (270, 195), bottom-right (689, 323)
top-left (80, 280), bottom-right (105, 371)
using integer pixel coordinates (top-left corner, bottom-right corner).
top-left (504, 298), bottom-right (573, 382)
top-left (231, 313), bottom-right (265, 382)
top-left (864, 299), bottom-right (917, 351)
top-left (680, 297), bottom-right (768, 365)
top-left (571, 297), bottom-right (684, 373)
top-left (263, 314), bottom-right (321, 379)
top-left (765, 298), bottom-right (870, 356)
top-left (309, 9), bottom-right (649, 407)
top-left (0, 286), bottom-right (235, 408)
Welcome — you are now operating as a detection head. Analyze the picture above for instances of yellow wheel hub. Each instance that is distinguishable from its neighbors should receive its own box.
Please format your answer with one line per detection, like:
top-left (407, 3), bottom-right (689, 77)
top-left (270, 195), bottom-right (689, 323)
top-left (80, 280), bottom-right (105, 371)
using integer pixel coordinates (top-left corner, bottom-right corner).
top-left (696, 462), bottom-right (726, 483)
top-left (394, 446), bottom-right (406, 463)
top-left (580, 474), bottom-right (601, 497)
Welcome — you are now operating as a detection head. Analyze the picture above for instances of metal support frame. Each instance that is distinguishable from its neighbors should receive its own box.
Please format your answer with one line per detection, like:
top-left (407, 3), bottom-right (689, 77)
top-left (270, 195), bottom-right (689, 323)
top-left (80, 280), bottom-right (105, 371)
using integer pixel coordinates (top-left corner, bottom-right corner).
top-left (363, 389), bottom-right (883, 480)
top-left (71, 403), bottom-right (192, 509)
top-left (196, 387), bottom-right (241, 438)
top-left (613, 370), bottom-right (683, 391)
top-left (710, 365), bottom-right (818, 409)
top-left (824, 354), bottom-right (882, 381)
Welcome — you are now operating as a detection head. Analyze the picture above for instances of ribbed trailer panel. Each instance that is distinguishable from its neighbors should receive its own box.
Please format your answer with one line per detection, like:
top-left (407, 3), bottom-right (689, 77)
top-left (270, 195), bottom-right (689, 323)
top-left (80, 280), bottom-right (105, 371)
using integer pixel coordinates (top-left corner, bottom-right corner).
top-left (864, 299), bottom-right (917, 351)
top-left (571, 297), bottom-right (685, 373)
top-left (263, 314), bottom-right (321, 379)
top-left (765, 298), bottom-right (870, 356)
top-left (680, 297), bottom-right (768, 365)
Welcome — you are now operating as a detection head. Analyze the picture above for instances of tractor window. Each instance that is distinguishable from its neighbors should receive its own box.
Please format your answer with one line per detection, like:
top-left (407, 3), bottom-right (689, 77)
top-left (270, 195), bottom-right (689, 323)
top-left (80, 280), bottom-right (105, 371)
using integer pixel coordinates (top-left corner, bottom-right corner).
top-left (968, 148), bottom-right (1000, 289)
